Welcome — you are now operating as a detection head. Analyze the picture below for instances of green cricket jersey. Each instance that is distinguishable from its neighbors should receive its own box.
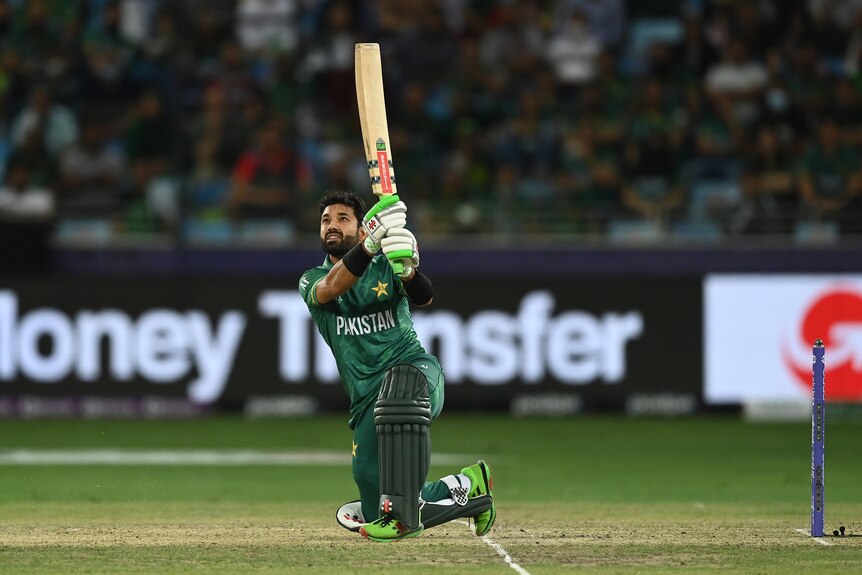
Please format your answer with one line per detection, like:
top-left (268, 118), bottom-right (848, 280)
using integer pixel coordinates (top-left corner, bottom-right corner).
top-left (299, 254), bottom-right (428, 426)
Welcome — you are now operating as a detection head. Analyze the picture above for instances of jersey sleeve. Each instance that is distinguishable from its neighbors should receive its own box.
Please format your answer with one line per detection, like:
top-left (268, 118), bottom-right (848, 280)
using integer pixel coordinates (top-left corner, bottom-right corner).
top-left (394, 274), bottom-right (408, 297)
top-left (299, 268), bottom-right (328, 308)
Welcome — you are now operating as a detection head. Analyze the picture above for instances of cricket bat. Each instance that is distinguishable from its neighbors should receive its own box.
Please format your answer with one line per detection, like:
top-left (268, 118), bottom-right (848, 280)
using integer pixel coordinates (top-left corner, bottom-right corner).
top-left (355, 43), bottom-right (397, 197)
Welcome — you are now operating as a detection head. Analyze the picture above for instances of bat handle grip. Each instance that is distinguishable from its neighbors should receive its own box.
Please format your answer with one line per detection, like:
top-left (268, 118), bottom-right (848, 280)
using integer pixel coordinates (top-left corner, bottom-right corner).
top-left (386, 249), bottom-right (413, 277)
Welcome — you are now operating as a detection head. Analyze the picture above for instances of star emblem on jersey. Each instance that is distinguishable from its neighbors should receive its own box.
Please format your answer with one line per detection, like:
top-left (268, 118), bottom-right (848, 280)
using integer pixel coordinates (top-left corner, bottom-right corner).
top-left (352, 441), bottom-right (358, 457)
top-left (371, 281), bottom-right (388, 298)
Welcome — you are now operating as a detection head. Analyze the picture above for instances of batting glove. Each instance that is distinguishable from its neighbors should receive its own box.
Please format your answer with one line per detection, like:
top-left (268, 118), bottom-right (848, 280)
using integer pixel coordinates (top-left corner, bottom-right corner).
top-left (381, 228), bottom-right (419, 277)
top-left (362, 195), bottom-right (406, 252)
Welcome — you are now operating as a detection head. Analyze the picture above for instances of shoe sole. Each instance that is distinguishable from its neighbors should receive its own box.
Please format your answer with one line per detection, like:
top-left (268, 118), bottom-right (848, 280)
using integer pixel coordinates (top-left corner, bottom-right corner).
top-left (360, 526), bottom-right (424, 542)
top-left (478, 460), bottom-right (492, 495)
top-left (475, 501), bottom-right (496, 536)
top-left (475, 460), bottom-right (496, 536)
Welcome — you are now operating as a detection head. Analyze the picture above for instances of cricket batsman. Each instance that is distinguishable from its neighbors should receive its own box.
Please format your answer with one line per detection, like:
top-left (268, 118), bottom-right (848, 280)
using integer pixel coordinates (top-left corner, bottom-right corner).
top-left (299, 191), bottom-right (496, 541)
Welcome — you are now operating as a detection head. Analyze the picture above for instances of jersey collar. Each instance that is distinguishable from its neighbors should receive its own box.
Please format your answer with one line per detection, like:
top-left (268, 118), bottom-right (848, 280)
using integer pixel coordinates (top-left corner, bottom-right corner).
top-left (323, 255), bottom-right (335, 269)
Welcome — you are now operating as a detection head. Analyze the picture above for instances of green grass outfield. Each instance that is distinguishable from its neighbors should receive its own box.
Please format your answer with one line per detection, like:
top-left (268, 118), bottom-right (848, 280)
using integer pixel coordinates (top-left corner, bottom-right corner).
top-left (1, 415), bottom-right (861, 574)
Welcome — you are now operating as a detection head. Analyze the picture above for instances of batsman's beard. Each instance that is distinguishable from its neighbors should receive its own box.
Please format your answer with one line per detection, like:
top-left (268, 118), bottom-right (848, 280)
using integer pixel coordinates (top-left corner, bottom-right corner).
top-left (322, 230), bottom-right (361, 258)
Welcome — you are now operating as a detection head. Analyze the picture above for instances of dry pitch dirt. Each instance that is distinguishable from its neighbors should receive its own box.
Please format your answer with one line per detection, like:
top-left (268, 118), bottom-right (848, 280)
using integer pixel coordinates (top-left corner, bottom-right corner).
top-left (2, 503), bottom-right (860, 574)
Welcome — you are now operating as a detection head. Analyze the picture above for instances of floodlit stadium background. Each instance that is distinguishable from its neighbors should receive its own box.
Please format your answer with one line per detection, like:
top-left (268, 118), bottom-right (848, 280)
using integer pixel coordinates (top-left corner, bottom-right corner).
top-left (4, 3), bottom-right (862, 573)
top-left (2, 0), bottom-right (862, 416)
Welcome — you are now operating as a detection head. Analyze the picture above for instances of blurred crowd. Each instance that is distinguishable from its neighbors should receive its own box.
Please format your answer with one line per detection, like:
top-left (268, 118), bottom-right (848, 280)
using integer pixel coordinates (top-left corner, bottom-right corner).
top-left (1, 0), bottom-right (862, 247)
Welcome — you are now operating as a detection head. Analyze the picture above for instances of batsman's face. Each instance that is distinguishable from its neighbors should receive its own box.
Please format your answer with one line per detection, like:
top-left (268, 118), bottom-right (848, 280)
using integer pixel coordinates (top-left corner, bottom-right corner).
top-left (320, 203), bottom-right (364, 257)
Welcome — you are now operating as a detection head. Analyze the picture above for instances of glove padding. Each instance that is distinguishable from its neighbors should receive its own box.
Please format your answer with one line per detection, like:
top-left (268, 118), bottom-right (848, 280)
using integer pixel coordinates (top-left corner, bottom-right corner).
top-left (362, 195), bottom-right (406, 252)
top-left (381, 228), bottom-right (419, 277)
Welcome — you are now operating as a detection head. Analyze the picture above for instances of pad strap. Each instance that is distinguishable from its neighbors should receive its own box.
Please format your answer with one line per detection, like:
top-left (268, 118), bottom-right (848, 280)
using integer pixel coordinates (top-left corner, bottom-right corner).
top-left (442, 475), bottom-right (469, 506)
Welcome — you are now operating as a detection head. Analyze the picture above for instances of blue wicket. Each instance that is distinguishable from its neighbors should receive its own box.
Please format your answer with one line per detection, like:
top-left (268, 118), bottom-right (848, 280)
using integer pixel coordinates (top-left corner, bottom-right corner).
top-left (810, 339), bottom-right (825, 537)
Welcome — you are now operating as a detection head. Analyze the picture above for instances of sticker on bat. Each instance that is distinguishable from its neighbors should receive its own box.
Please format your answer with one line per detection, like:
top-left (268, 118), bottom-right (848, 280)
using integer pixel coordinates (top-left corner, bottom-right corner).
top-left (377, 150), bottom-right (392, 193)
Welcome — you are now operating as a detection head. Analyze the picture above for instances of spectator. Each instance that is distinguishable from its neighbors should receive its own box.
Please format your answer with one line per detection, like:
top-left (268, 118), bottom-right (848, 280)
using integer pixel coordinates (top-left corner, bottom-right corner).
top-left (0, 0), bottom-right (856, 245)
top-left (755, 49), bottom-right (807, 146)
top-left (189, 84), bottom-right (250, 177)
top-left (705, 38), bottom-right (768, 127)
top-left (4, 0), bottom-right (80, 95)
top-left (7, 127), bottom-right (58, 189)
top-left (79, 17), bottom-right (138, 123)
top-left (205, 40), bottom-right (260, 112)
top-left (546, 9), bottom-right (602, 92)
top-left (143, 7), bottom-right (178, 63)
top-left (845, 8), bottom-right (862, 75)
top-left (58, 118), bottom-right (126, 215)
top-left (807, 0), bottom-right (862, 31)
top-left (808, 0), bottom-right (851, 59)
top-left (553, 0), bottom-right (626, 49)
top-left (560, 120), bottom-right (621, 233)
top-left (117, 0), bottom-right (160, 46)
top-left (235, 0), bottom-right (297, 55)
top-left (447, 35), bottom-right (506, 130)
top-left (494, 90), bottom-right (561, 183)
top-left (731, 1), bottom-right (780, 60)
top-left (646, 41), bottom-right (693, 93)
top-left (299, 0), bottom-right (357, 120)
top-left (492, 89), bottom-right (563, 233)
top-left (478, 2), bottom-right (546, 76)
top-left (490, 163), bottom-right (519, 234)
top-left (6, 0), bottom-right (64, 82)
top-left (621, 149), bottom-right (685, 222)
top-left (828, 78), bottom-right (862, 146)
top-left (180, 1), bottom-right (235, 68)
top-left (797, 119), bottom-right (862, 234)
top-left (10, 85), bottom-right (79, 157)
top-left (0, 157), bottom-right (54, 220)
top-left (135, 6), bottom-right (180, 93)
top-left (409, 4), bottom-right (461, 86)
top-left (266, 51), bottom-right (305, 123)
top-left (124, 90), bottom-right (176, 231)
top-left (90, 0), bottom-right (138, 48)
top-left (785, 44), bottom-right (829, 120)
top-left (0, 158), bottom-right (54, 271)
top-left (673, 11), bottom-right (720, 79)
top-left (0, 0), bottom-right (10, 39)
top-left (228, 122), bottom-right (304, 223)
top-left (186, 84), bottom-right (251, 220)
top-left (587, 52), bottom-right (627, 149)
top-left (125, 90), bottom-right (171, 192)
top-left (732, 125), bottom-right (798, 235)
top-left (686, 87), bottom-right (741, 181)
top-left (621, 79), bottom-right (686, 221)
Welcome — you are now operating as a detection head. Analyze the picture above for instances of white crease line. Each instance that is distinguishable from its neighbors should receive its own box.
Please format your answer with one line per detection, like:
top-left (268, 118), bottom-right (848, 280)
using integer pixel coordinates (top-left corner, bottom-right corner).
top-left (795, 528), bottom-right (833, 545)
top-left (456, 520), bottom-right (531, 575)
top-left (0, 449), bottom-right (470, 466)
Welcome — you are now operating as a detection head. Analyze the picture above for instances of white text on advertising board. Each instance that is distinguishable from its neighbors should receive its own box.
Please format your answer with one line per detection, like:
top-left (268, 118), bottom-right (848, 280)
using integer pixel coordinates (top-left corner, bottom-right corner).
top-left (1, 290), bottom-right (643, 401)
top-left (260, 290), bottom-right (643, 385)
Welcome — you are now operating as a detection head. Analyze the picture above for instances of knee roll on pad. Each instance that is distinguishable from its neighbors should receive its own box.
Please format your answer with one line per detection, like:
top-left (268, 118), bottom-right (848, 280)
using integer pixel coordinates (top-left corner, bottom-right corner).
top-left (375, 364), bottom-right (431, 530)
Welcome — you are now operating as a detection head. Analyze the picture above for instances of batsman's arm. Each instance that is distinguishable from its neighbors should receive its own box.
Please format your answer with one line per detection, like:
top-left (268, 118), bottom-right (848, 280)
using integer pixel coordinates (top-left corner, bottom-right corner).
top-left (400, 269), bottom-right (434, 307)
top-left (314, 242), bottom-right (376, 305)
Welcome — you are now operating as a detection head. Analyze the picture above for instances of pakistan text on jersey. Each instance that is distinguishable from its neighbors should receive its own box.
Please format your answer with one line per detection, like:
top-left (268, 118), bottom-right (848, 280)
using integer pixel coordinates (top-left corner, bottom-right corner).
top-left (336, 310), bottom-right (396, 336)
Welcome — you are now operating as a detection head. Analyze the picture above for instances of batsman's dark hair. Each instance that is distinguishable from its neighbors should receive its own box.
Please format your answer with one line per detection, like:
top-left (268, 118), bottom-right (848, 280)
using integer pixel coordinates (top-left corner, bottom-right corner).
top-left (319, 191), bottom-right (366, 222)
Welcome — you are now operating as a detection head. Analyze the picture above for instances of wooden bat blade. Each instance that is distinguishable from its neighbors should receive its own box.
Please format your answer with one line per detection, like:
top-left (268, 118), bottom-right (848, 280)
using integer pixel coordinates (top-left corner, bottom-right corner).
top-left (355, 43), bottom-right (397, 196)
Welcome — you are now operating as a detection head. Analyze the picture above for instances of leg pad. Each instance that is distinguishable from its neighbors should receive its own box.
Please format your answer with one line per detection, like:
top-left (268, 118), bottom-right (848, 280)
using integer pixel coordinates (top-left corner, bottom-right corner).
top-left (421, 495), bottom-right (493, 529)
top-left (375, 364), bottom-right (431, 530)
